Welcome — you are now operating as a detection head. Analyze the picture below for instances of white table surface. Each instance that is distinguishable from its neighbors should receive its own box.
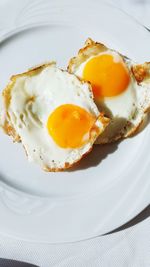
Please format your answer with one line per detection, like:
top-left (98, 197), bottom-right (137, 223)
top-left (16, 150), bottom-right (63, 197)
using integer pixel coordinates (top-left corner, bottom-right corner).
top-left (0, 0), bottom-right (149, 266)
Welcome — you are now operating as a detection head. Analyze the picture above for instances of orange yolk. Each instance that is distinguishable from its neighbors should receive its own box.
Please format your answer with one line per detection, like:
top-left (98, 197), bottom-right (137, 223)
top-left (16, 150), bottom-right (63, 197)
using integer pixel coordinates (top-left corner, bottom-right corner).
top-left (47, 104), bottom-right (95, 148)
top-left (83, 54), bottom-right (130, 98)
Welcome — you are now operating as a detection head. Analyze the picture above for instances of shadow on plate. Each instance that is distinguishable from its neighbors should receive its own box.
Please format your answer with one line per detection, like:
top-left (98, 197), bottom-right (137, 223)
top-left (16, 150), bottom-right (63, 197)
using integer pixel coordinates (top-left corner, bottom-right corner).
top-left (69, 141), bottom-right (119, 172)
top-left (104, 204), bottom-right (150, 235)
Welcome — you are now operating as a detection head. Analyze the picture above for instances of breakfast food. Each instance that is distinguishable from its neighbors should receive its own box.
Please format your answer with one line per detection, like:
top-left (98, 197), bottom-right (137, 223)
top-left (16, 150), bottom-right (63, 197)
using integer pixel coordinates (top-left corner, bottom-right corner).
top-left (0, 62), bottom-right (109, 171)
top-left (68, 38), bottom-right (150, 144)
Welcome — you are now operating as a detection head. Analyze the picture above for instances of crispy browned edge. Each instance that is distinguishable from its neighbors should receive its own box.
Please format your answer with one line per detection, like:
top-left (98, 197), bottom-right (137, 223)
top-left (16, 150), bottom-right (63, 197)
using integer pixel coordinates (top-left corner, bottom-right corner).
top-left (2, 61), bottom-right (109, 171)
top-left (131, 63), bottom-right (150, 83)
top-left (68, 38), bottom-right (108, 73)
top-left (43, 146), bottom-right (93, 172)
top-left (68, 38), bottom-right (150, 144)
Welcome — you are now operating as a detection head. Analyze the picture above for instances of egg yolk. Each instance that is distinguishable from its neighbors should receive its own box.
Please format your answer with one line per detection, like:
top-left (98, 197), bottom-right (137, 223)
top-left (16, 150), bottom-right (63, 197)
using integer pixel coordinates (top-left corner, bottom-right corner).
top-left (47, 104), bottom-right (95, 148)
top-left (83, 54), bottom-right (130, 98)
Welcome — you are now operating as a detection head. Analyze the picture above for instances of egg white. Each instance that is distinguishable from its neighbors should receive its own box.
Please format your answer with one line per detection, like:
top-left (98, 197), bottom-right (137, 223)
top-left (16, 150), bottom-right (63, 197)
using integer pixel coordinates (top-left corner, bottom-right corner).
top-left (74, 51), bottom-right (140, 141)
top-left (76, 53), bottom-right (137, 113)
top-left (3, 63), bottom-right (106, 170)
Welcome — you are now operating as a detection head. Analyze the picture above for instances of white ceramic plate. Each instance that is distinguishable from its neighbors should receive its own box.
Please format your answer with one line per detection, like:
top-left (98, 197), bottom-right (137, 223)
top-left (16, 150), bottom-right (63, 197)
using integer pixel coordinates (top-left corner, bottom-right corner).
top-left (0, 0), bottom-right (150, 243)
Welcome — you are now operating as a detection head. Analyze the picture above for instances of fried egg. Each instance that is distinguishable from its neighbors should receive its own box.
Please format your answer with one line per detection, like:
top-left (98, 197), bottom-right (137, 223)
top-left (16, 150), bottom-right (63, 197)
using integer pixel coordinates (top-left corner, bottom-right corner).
top-left (1, 62), bottom-right (109, 171)
top-left (68, 38), bottom-right (150, 144)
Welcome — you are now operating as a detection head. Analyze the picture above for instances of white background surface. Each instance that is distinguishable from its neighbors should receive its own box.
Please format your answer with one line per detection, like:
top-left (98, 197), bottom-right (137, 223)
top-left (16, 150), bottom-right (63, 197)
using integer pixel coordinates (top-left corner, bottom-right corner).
top-left (0, 0), bottom-right (150, 266)
top-left (0, 218), bottom-right (149, 267)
